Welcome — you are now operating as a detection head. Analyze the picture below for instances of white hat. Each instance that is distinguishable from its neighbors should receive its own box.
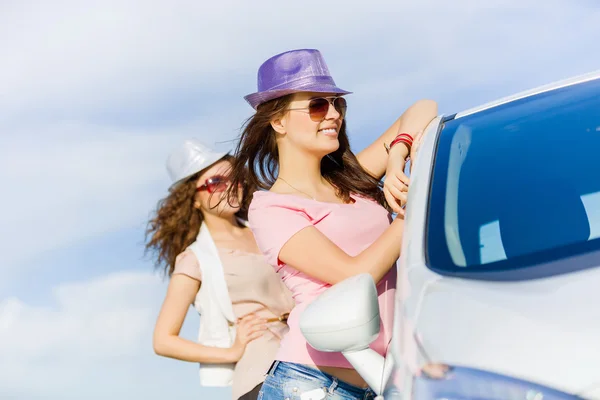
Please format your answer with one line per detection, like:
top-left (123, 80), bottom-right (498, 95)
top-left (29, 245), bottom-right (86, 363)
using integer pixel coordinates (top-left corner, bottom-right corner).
top-left (166, 139), bottom-right (229, 188)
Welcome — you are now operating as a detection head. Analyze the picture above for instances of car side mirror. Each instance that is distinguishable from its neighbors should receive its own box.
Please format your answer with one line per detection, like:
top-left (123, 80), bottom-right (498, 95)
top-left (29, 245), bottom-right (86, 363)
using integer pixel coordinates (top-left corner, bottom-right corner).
top-left (299, 273), bottom-right (391, 395)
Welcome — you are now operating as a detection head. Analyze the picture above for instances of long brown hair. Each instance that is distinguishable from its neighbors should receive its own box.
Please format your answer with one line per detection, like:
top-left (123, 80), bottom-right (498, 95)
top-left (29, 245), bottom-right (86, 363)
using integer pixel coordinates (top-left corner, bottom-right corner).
top-left (145, 155), bottom-right (247, 277)
top-left (227, 94), bottom-right (385, 209)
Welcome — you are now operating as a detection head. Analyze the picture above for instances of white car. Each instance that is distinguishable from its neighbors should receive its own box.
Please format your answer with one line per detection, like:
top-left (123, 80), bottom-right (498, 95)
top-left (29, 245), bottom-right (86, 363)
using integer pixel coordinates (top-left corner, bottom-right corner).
top-left (300, 70), bottom-right (600, 399)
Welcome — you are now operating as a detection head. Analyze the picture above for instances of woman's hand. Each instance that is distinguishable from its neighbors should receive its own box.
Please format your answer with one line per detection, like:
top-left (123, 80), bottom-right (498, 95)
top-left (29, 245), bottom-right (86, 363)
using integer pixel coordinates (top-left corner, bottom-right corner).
top-left (228, 313), bottom-right (268, 362)
top-left (383, 143), bottom-right (410, 215)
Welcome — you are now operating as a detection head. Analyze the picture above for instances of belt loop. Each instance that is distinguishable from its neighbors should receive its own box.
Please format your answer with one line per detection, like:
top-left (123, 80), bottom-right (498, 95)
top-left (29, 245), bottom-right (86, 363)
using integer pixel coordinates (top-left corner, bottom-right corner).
top-left (267, 360), bottom-right (280, 377)
top-left (327, 377), bottom-right (338, 395)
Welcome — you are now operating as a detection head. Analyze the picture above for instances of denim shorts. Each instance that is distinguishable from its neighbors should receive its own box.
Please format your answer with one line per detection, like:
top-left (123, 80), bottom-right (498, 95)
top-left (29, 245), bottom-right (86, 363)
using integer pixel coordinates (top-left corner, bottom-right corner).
top-left (258, 361), bottom-right (377, 400)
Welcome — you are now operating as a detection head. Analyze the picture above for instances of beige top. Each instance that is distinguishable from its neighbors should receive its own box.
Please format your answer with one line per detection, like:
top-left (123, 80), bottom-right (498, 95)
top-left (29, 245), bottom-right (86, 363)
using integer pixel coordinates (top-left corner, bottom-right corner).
top-left (173, 248), bottom-right (294, 400)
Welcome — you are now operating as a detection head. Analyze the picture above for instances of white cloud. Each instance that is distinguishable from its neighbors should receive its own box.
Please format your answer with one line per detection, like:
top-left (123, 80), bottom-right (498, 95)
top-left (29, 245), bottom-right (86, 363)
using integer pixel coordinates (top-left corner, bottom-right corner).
top-left (0, 0), bottom-right (394, 119)
top-left (0, 271), bottom-right (228, 399)
top-left (0, 272), bottom-right (157, 361)
top-left (0, 271), bottom-right (159, 395)
top-left (2, 0), bottom-right (597, 120)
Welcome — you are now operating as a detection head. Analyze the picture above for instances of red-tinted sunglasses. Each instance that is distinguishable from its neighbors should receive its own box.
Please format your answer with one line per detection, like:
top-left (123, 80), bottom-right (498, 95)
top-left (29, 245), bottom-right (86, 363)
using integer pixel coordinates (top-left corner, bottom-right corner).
top-left (288, 96), bottom-right (347, 122)
top-left (196, 175), bottom-right (230, 194)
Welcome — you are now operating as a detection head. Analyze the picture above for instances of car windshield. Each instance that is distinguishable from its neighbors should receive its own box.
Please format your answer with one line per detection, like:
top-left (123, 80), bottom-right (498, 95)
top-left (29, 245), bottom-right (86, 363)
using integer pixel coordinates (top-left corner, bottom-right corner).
top-left (426, 77), bottom-right (600, 279)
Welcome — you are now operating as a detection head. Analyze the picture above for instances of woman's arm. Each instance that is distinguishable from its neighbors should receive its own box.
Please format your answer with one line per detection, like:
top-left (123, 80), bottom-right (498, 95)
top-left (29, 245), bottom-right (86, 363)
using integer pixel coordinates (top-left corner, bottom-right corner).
top-left (278, 217), bottom-right (404, 285)
top-left (356, 99), bottom-right (438, 214)
top-left (356, 99), bottom-right (438, 180)
top-left (152, 274), bottom-right (266, 363)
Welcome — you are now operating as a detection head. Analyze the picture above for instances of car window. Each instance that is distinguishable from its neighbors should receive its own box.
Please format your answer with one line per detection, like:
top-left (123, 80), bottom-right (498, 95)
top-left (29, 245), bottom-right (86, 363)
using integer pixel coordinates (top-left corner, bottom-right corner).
top-left (426, 77), bottom-right (600, 279)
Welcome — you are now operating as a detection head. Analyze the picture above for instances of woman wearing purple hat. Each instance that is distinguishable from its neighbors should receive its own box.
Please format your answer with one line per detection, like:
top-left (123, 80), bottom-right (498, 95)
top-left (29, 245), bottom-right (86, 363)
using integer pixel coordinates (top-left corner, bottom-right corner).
top-left (146, 139), bottom-right (295, 400)
top-left (226, 49), bottom-right (437, 399)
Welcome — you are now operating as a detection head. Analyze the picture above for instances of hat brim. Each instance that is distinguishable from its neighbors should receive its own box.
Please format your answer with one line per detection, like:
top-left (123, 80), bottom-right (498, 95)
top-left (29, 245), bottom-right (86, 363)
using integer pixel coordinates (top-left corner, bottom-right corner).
top-left (244, 83), bottom-right (351, 110)
top-left (168, 151), bottom-right (229, 190)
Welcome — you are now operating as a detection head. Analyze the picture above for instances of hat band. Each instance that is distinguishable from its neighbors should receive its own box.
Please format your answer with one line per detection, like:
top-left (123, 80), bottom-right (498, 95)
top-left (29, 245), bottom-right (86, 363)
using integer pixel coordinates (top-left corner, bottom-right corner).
top-left (258, 74), bottom-right (337, 92)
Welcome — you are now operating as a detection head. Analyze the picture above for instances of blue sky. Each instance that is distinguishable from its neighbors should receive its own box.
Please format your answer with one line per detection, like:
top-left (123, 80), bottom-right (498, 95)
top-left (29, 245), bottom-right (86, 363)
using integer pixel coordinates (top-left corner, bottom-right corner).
top-left (1, 1), bottom-right (599, 399)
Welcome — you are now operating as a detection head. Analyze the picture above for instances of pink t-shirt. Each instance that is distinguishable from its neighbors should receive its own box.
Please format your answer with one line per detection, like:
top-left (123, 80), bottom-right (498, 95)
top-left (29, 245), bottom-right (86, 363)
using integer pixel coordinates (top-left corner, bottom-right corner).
top-left (248, 191), bottom-right (397, 369)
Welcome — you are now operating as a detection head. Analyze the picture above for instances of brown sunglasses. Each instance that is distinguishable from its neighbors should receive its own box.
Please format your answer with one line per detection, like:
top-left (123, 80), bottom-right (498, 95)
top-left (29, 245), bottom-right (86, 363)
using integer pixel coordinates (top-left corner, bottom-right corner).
top-left (288, 96), bottom-right (347, 122)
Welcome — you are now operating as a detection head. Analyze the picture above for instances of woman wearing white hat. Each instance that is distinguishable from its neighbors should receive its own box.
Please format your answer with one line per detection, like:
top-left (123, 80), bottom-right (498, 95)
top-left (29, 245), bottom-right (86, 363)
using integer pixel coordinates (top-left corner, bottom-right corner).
top-left (145, 139), bottom-right (295, 400)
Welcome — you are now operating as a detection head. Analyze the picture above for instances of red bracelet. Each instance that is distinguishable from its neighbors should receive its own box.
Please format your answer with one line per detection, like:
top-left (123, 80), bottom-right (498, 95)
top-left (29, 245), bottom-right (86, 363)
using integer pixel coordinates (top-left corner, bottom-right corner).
top-left (385, 133), bottom-right (414, 154)
top-left (390, 137), bottom-right (411, 149)
top-left (396, 133), bottom-right (414, 143)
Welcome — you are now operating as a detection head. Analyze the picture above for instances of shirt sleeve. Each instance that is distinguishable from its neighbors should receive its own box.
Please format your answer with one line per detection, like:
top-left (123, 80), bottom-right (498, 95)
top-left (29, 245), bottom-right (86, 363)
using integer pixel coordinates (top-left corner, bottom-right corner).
top-left (248, 202), bottom-right (313, 271)
top-left (172, 250), bottom-right (202, 281)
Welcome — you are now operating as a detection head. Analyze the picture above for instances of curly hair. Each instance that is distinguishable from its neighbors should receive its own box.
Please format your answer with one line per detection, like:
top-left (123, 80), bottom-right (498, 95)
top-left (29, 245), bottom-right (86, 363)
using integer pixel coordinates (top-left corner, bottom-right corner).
top-left (226, 94), bottom-right (385, 211)
top-left (145, 155), bottom-right (247, 277)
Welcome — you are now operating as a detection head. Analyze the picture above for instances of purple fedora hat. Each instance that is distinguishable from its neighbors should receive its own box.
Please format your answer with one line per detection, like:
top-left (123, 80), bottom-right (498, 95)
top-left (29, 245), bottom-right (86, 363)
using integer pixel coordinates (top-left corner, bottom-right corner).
top-left (244, 49), bottom-right (351, 110)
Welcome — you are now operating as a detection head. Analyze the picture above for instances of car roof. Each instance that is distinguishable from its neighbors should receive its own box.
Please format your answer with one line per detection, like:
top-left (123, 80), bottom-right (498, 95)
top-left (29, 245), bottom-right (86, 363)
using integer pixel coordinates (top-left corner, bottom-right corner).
top-left (454, 70), bottom-right (600, 120)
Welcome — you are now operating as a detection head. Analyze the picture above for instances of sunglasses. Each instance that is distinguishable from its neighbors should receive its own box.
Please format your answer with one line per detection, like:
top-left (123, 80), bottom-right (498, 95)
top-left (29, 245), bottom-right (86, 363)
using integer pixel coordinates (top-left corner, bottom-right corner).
top-left (288, 96), bottom-right (347, 122)
top-left (196, 175), bottom-right (230, 194)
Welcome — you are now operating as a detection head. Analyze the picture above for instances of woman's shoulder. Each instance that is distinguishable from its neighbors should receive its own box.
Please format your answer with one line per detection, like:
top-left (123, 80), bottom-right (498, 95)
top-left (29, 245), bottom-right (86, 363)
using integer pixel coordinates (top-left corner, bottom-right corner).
top-left (249, 190), bottom-right (340, 217)
top-left (175, 249), bottom-right (197, 264)
top-left (251, 189), bottom-right (301, 203)
top-left (250, 190), bottom-right (313, 211)
top-left (173, 249), bottom-right (202, 281)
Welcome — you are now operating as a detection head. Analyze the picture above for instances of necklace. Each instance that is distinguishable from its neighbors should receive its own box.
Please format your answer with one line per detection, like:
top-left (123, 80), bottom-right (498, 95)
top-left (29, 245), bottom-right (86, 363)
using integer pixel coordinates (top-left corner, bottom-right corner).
top-left (278, 177), bottom-right (317, 201)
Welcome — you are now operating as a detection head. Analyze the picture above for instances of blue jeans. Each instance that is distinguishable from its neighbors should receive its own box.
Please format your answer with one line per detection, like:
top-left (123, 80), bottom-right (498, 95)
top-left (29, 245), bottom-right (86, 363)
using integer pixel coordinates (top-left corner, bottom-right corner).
top-left (258, 361), bottom-right (377, 400)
